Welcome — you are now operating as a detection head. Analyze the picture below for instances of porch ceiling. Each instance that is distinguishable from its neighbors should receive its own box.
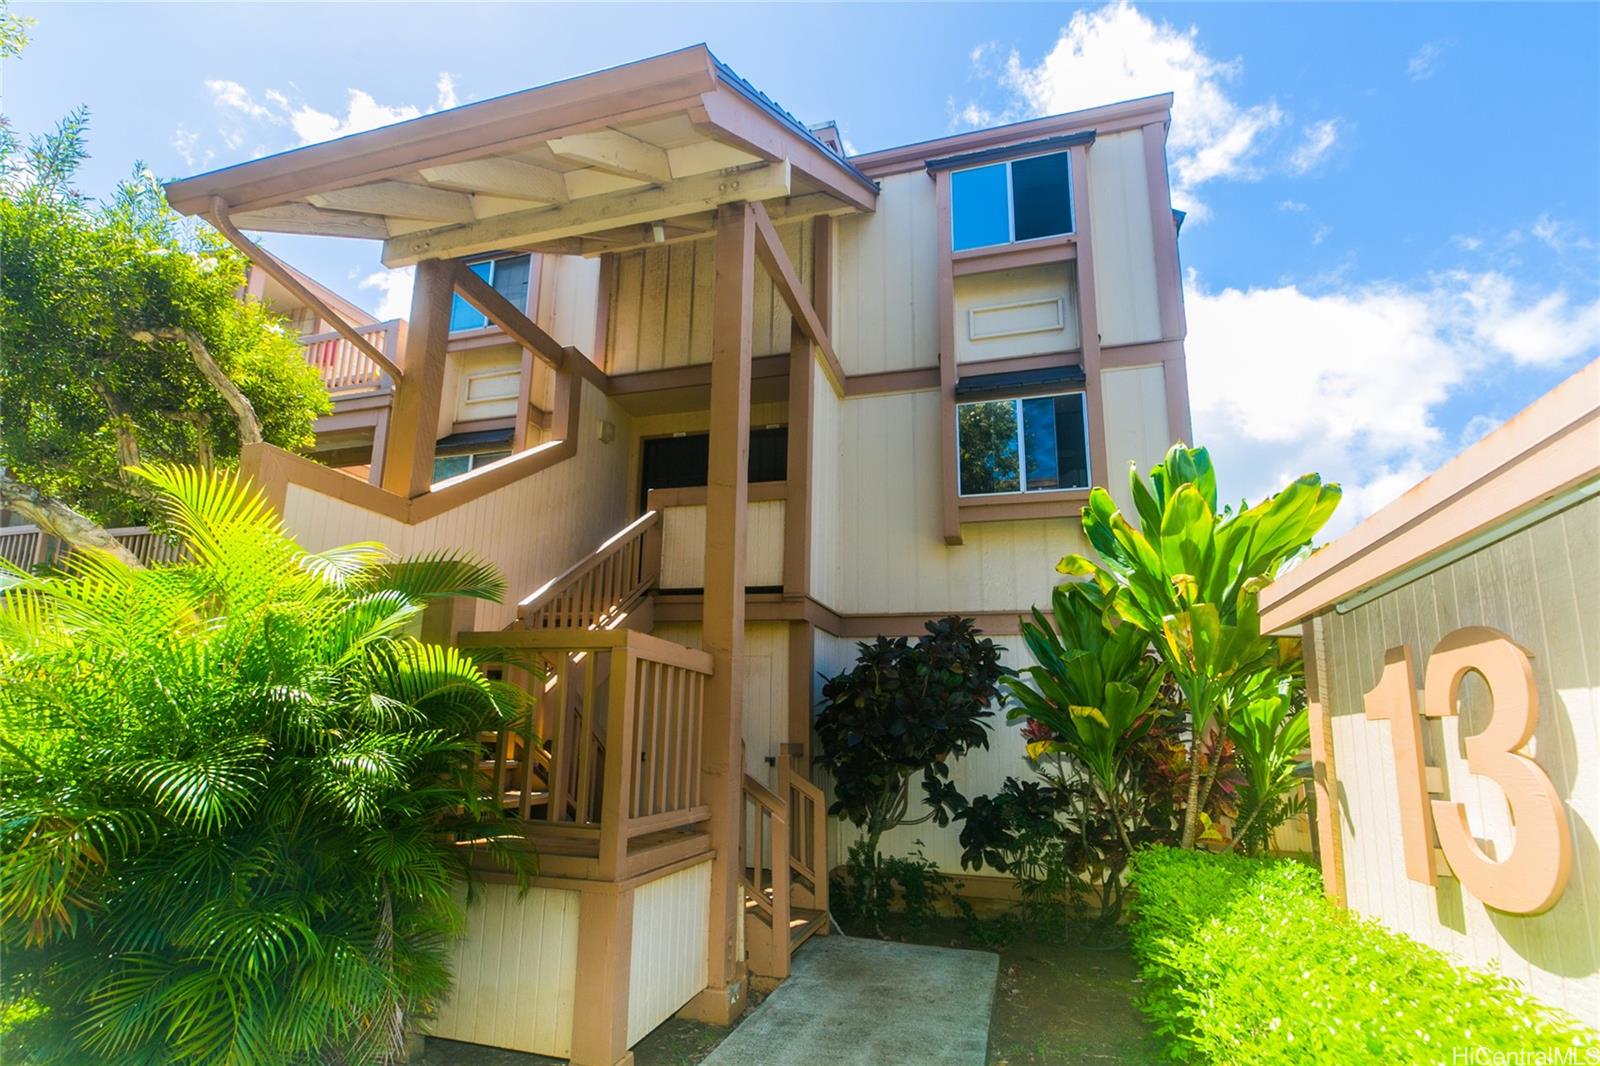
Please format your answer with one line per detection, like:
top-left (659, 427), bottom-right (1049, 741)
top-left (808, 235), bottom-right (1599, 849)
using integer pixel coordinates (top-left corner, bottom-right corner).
top-left (164, 45), bottom-right (877, 267)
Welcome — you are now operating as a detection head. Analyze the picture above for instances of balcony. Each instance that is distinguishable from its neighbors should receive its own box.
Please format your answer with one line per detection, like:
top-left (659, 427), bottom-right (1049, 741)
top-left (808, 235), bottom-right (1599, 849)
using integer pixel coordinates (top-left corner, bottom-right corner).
top-left (297, 319), bottom-right (403, 399)
top-left (0, 525), bottom-right (184, 569)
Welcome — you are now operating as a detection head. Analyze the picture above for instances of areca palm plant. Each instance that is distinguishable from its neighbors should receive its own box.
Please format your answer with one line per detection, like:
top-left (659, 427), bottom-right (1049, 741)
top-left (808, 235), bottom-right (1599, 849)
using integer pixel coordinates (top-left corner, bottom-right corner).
top-left (0, 465), bottom-right (533, 1064)
top-left (1058, 444), bottom-right (1339, 848)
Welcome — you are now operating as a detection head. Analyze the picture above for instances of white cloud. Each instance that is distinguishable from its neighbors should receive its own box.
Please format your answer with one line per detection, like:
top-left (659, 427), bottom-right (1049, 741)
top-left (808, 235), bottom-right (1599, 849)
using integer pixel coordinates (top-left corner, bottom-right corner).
top-left (1407, 39), bottom-right (1453, 81)
top-left (198, 73), bottom-right (461, 160)
top-left (1452, 234), bottom-right (1483, 252)
top-left (170, 125), bottom-right (211, 170)
top-left (205, 79), bottom-right (280, 123)
top-left (962, 2), bottom-right (1350, 219)
top-left (1287, 119), bottom-right (1339, 174)
top-left (359, 267), bottom-right (415, 322)
top-left (1185, 270), bottom-right (1600, 533)
top-left (1278, 199), bottom-right (1308, 213)
top-left (1530, 213), bottom-right (1597, 254)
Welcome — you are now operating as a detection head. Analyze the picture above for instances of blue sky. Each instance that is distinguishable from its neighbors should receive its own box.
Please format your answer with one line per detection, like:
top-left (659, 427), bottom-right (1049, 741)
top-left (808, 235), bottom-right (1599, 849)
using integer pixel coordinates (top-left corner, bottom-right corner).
top-left (9, 1), bottom-right (1599, 530)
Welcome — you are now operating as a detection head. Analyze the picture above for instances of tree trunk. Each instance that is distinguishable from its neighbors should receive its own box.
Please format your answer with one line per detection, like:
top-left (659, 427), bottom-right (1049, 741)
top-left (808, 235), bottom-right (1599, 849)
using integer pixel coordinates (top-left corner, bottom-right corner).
top-left (0, 472), bottom-right (143, 568)
top-left (1179, 729), bottom-right (1202, 849)
top-left (131, 328), bottom-right (263, 446)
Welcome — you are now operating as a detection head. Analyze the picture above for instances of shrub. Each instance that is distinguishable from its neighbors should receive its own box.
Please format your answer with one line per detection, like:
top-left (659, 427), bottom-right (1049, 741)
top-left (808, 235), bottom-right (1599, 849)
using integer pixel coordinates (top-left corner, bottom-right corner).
top-left (0, 466), bottom-right (533, 1064)
top-left (1127, 848), bottom-right (1599, 1063)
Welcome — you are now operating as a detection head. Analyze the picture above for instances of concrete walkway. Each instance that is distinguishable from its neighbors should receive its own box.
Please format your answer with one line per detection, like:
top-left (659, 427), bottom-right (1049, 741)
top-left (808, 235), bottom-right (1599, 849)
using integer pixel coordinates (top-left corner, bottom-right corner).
top-left (699, 935), bottom-right (999, 1066)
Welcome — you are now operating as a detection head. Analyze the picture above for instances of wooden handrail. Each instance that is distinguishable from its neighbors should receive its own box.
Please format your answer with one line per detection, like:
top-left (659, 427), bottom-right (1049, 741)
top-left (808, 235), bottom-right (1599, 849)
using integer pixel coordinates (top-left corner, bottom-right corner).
top-left (516, 510), bottom-right (662, 630)
top-left (298, 320), bottom-right (401, 395)
top-left (0, 524), bottom-right (184, 568)
top-left (742, 770), bottom-right (793, 979)
top-left (780, 743), bottom-right (829, 918)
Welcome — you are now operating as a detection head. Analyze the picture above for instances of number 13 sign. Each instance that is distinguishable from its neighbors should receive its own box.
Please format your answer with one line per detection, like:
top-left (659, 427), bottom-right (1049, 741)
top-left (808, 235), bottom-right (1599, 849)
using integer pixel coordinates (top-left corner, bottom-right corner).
top-left (1363, 626), bottom-right (1572, 915)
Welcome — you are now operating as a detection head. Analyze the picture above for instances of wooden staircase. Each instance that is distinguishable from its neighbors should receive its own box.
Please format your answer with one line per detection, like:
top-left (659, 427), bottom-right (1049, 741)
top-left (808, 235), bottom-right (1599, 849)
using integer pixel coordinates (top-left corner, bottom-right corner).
top-left (742, 744), bottom-right (830, 985)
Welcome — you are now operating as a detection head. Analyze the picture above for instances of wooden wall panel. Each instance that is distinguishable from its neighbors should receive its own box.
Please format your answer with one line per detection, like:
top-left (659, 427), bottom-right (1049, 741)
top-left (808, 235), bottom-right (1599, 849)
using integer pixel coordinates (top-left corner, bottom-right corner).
top-left (604, 223), bottom-right (810, 374)
top-left (1317, 495), bottom-right (1600, 1026)
top-left (537, 253), bottom-right (602, 354)
top-left (658, 500), bottom-right (784, 590)
top-left (627, 861), bottom-right (712, 1046)
top-left (1086, 130), bottom-right (1162, 347)
top-left (430, 883), bottom-right (581, 1057)
top-left (953, 262), bottom-right (1081, 364)
top-left (1099, 363), bottom-right (1172, 516)
top-left (833, 171), bottom-right (940, 375)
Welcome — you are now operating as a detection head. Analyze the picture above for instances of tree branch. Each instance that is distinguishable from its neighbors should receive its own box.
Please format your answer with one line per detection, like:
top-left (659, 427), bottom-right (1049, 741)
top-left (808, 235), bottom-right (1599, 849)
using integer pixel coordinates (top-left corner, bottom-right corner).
top-left (0, 471), bottom-right (143, 568)
top-left (130, 327), bottom-right (262, 447)
top-left (89, 382), bottom-right (142, 470)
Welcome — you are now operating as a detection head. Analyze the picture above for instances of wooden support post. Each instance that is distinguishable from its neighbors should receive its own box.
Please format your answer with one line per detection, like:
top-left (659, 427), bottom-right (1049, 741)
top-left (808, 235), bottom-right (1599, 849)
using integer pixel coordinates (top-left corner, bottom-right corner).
top-left (934, 169), bottom-right (962, 545)
top-left (787, 621), bottom-right (813, 763)
top-left (570, 885), bottom-right (636, 1066)
top-left (1069, 143), bottom-right (1109, 492)
top-left (381, 258), bottom-right (454, 497)
top-left (693, 201), bottom-right (756, 1021)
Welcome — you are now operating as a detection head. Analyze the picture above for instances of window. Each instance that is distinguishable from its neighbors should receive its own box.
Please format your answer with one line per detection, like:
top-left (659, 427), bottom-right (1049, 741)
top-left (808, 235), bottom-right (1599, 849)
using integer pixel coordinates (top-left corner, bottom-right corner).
top-left (950, 151), bottom-right (1073, 252)
top-left (449, 254), bottom-right (533, 332)
top-left (431, 449), bottom-right (512, 483)
top-left (638, 427), bottom-right (787, 511)
top-left (957, 392), bottom-right (1088, 496)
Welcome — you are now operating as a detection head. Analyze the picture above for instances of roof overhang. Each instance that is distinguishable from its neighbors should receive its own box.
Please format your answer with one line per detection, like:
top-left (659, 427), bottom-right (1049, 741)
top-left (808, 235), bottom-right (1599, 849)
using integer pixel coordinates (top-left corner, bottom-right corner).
top-left (165, 45), bottom-right (876, 267)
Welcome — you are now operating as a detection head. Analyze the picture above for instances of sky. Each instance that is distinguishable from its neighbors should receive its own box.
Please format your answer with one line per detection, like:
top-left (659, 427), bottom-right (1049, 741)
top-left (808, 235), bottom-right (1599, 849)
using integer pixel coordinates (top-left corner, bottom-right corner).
top-left (7, 1), bottom-right (1599, 534)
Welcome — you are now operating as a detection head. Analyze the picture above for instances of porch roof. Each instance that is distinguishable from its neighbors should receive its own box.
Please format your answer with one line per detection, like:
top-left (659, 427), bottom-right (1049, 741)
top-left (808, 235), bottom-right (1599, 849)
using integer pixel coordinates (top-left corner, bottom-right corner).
top-left (164, 45), bottom-right (877, 267)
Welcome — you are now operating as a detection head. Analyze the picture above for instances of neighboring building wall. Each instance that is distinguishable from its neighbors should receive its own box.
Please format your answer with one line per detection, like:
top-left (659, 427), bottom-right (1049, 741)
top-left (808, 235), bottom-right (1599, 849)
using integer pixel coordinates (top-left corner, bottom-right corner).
top-left (832, 171), bottom-right (940, 375)
top-left (1085, 129), bottom-right (1162, 347)
top-left (1312, 494), bottom-right (1600, 1027)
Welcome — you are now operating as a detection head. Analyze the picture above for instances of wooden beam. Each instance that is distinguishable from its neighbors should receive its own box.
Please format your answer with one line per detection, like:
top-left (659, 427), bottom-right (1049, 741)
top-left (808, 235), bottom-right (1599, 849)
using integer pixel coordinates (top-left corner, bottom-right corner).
top-left (701, 200), bottom-right (755, 997)
top-left (208, 198), bottom-right (402, 380)
top-left (749, 202), bottom-right (845, 396)
top-left (418, 158), bottom-right (570, 203)
top-left (383, 161), bottom-right (791, 266)
top-left (308, 180), bottom-right (476, 224)
top-left (934, 170), bottom-right (961, 545)
top-left (547, 129), bottom-right (672, 184)
top-left (450, 261), bottom-right (567, 371)
top-left (691, 90), bottom-right (878, 213)
top-left (381, 259), bottom-right (455, 497)
top-left (229, 202), bottom-right (390, 240)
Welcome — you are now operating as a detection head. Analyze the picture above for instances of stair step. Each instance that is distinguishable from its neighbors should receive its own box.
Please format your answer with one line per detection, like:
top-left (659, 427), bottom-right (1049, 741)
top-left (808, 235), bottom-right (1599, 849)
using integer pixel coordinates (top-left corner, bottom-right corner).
top-left (790, 907), bottom-right (825, 948)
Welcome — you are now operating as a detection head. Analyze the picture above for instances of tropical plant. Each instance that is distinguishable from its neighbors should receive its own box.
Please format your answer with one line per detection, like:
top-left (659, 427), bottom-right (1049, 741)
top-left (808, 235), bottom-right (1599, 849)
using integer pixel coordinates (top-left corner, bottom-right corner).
top-left (1058, 445), bottom-right (1339, 847)
top-left (815, 616), bottom-right (1007, 929)
top-left (1, 76), bottom-right (327, 562)
top-left (0, 465), bottom-right (533, 1065)
top-left (1226, 683), bottom-right (1311, 855)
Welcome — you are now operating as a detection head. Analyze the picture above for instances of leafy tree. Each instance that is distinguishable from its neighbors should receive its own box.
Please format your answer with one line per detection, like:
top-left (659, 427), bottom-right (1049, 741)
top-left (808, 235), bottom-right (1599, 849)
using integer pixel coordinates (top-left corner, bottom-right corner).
top-left (1, 100), bottom-right (328, 563)
top-left (956, 400), bottom-right (1020, 494)
top-left (814, 616), bottom-right (1007, 927)
top-left (1058, 444), bottom-right (1339, 848)
top-left (0, 465), bottom-right (533, 1064)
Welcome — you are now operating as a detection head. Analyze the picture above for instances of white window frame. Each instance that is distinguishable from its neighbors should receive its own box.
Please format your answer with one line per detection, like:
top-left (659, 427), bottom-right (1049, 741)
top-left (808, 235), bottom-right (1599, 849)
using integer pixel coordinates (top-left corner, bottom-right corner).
top-left (956, 389), bottom-right (1092, 498)
top-left (950, 151), bottom-right (1075, 251)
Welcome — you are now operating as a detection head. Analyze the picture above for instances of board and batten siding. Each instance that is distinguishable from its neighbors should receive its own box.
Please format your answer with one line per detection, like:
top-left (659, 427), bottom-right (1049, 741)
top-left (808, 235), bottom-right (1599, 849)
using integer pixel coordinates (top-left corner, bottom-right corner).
top-left (627, 861), bottom-right (712, 1046)
top-left (604, 222), bottom-right (811, 374)
top-left (281, 379), bottom-right (635, 631)
top-left (1316, 493), bottom-right (1600, 1026)
top-left (832, 170), bottom-right (941, 375)
top-left (1099, 363), bottom-right (1174, 516)
top-left (658, 499), bottom-right (785, 590)
top-left (954, 262), bottom-right (1081, 364)
top-left (1085, 129), bottom-right (1162, 348)
top-left (429, 883), bottom-right (581, 1057)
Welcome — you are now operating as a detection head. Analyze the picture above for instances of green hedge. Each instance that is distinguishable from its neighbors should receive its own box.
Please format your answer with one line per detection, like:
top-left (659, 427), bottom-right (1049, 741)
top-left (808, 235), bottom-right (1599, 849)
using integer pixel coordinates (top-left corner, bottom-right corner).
top-left (1127, 847), bottom-right (1599, 1064)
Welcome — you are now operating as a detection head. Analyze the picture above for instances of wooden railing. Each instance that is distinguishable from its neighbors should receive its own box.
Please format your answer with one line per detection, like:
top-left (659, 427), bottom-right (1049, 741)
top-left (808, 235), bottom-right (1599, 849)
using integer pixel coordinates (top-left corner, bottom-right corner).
top-left (0, 525), bottom-right (184, 569)
top-left (742, 772), bottom-right (791, 979)
top-left (516, 510), bottom-right (662, 630)
top-left (298, 319), bottom-right (402, 396)
top-left (780, 744), bottom-right (829, 917)
top-left (475, 629), bottom-right (711, 877)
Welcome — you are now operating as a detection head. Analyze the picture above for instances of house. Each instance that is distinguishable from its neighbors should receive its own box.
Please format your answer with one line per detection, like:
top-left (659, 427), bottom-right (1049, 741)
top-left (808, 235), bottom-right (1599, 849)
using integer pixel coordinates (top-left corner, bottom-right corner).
top-left (157, 45), bottom-right (1190, 1066)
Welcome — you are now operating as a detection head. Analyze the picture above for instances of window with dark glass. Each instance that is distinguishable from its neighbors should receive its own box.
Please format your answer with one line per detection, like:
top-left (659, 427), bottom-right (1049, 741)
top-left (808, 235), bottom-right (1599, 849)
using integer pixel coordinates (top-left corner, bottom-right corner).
top-left (950, 151), bottom-right (1073, 252)
top-left (638, 427), bottom-right (787, 511)
top-left (431, 449), bottom-right (512, 483)
top-left (449, 254), bottom-right (533, 332)
top-left (957, 392), bottom-right (1088, 496)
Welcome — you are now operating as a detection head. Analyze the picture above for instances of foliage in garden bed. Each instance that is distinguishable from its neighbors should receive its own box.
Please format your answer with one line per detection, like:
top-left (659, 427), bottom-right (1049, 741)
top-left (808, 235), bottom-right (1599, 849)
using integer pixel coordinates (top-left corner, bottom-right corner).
top-left (1127, 847), bottom-right (1599, 1063)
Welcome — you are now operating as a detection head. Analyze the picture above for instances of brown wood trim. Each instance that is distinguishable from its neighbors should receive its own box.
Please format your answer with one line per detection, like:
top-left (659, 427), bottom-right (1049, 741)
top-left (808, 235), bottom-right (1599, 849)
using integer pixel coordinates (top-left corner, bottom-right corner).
top-left (1142, 121), bottom-right (1186, 344)
top-left (209, 200), bottom-right (402, 380)
top-left (383, 258), bottom-right (455, 496)
top-left (852, 94), bottom-right (1174, 178)
top-left (605, 353), bottom-right (788, 395)
top-left (650, 592), bottom-right (1027, 638)
top-left (951, 234), bottom-right (1076, 277)
top-left (750, 202), bottom-right (847, 396)
top-left (594, 253), bottom-right (615, 372)
top-left (691, 88), bottom-right (877, 214)
top-left (787, 621), bottom-right (814, 760)
top-left (1302, 616), bottom-right (1346, 906)
top-left (647, 481), bottom-right (787, 509)
top-left (844, 366), bottom-right (941, 397)
top-left (958, 493), bottom-right (1088, 524)
top-left (955, 350), bottom-right (1082, 383)
top-left (240, 443), bottom-right (412, 522)
top-left (512, 349), bottom-right (537, 451)
top-left (450, 416), bottom-right (517, 436)
top-left (935, 168), bottom-right (961, 545)
top-left (1068, 143), bottom-right (1110, 493)
top-left (784, 329), bottom-right (814, 598)
top-left (1099, 339), bottom-right (1182, 368)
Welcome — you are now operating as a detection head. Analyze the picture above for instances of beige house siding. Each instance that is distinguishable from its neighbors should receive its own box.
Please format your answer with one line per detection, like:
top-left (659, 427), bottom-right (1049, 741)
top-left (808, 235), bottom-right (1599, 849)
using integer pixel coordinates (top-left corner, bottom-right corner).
top-left (954, 262), bottom-right (1081, 364)
top-left (833, 171), bottom-right (941, 375)
top-left (537, 252), bottom-right (603, 354)
top-left (1099, 363), bottom-right (1173, 515)
top-left (659, 499), bottom-right (785, 590)
top-left (1085, 130), bottom-right (1162, 347)
top-left (1317, 494), bottom-right (1600, 1026)
top-left (626, 861), bottom-right (712, 1046)
top-left (430, 883), bottom-right (580, 1057)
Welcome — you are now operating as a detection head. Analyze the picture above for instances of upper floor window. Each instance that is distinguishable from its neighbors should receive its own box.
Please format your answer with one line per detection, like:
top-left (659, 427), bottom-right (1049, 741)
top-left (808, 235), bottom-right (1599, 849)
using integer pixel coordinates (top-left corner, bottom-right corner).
top-left (950, 151), bottom-right (1073, 252)
top-left (957, 391), bottom-right (1089, 496)
top-left (450, 254), bottom-right (532, 332)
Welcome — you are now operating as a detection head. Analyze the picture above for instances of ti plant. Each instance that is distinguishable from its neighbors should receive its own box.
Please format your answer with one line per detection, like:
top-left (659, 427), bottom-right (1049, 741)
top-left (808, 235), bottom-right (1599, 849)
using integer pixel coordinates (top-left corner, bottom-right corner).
top-left (1004, 581), bottom-right (1166, 857)
top-left (1227, 661), bottom-right (1313, 854)
top-left (1058, 444), bottom-right (1339, 849)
